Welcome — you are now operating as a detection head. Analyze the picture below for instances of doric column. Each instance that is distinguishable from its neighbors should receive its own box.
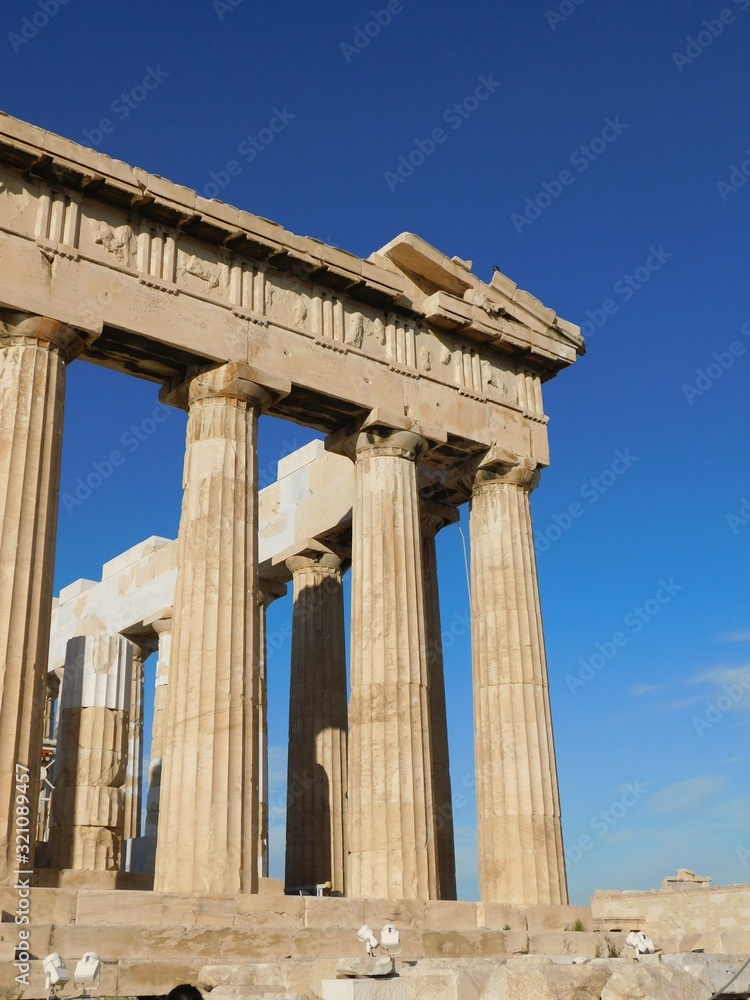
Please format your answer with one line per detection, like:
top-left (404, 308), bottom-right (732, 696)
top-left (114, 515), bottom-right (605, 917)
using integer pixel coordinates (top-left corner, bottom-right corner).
top-left (421, 504), bottom-right (457, 901)
top-left (344, 424), bottom-right (438, 900)
top-left (154, 362), bottom-right (288, 895)
top-left (123, 643), bottom-right (148, 840)
top-left (469, 458), bottom-right (567, 905)
top-left (144, 612), bottom-right (172, 840)
top-left (47, 633), bottom-right (132, 871)
top-left (0, 311), bottom-right (85, 883)
top-left (284, 546), bottom-right (348, 894)
top-left (256, 579), bottom-right (286, 879)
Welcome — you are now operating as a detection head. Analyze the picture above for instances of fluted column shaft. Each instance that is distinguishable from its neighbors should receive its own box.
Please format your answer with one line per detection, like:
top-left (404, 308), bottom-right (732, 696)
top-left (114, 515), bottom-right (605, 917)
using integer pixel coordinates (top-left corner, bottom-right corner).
top-left (123, 643), bottom-right (146, 840)
top-left (348, 428), bottom-right (437, 900)
top-left (154, 363), bottom-right (273, 895)
top-left (47, 633), bottom-right (132, 871)
top-left (145, 613), bottom-right (172, 840)
top-left (421, 510), bottom-right (457, 900)
top-left (469, 462), bottom-right (567, 905)
top-left (285, 551), bottom-right (348, 893)
top-left (0, 312), bottom-right (83, 883)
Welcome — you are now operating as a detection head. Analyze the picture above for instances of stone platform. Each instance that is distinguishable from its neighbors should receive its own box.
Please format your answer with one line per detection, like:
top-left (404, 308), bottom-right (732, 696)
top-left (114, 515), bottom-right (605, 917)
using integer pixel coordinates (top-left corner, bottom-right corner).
top-left (1, 887), bottom-right (599, 998)
top-left (3, 885), bottom-right (749, 998)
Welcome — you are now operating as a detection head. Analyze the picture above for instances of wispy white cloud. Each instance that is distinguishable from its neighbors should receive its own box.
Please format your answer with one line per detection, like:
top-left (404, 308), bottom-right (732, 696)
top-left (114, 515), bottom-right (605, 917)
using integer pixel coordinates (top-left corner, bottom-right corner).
top-left (655, 694), bottom-right (706, 713)
top-left (688, 667), bottom-right (750, 712)
top-left (721, 630), bottom-right (750, 643)
top-left (705, 793), bottom-right (750, 825)
top-left (647, 775), bottom-right (726, 814)
top-left (632, 683), bottom-right (670, 697)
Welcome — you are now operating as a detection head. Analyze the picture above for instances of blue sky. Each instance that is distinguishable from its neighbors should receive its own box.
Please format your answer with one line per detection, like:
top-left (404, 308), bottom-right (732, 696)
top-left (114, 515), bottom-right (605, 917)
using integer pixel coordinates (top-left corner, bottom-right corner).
top-left (3, 0), bottom-right (749, 903)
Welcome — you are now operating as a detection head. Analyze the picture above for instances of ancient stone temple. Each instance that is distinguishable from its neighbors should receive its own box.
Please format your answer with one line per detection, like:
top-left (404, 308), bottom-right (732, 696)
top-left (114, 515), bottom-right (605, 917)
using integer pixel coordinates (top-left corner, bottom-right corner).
top-left (0, 109), bottom-right (584, 911)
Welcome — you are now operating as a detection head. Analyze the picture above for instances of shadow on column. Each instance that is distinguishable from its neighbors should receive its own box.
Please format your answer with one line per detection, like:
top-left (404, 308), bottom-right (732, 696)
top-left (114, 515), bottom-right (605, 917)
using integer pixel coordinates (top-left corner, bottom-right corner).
top-left (285, 566), bottom-right (348, 894)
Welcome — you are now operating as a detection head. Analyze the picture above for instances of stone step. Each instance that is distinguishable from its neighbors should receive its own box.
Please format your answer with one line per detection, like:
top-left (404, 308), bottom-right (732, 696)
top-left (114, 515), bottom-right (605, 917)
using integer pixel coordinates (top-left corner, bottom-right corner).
top-left (3, 921), bottom-right (611, 964)
top-left (0, 887), bottom-right (594, 937)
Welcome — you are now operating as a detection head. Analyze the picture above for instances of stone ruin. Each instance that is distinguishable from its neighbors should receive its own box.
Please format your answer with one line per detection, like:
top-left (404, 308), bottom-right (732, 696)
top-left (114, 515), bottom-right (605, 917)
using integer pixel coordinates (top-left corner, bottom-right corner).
top-left (0, 111), bottom-right (748, 999)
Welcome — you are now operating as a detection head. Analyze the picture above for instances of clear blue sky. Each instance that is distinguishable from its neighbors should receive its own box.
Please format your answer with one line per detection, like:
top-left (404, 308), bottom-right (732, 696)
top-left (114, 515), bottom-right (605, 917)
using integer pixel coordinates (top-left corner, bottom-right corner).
top-left (4, 0), bottom-right (749, 903)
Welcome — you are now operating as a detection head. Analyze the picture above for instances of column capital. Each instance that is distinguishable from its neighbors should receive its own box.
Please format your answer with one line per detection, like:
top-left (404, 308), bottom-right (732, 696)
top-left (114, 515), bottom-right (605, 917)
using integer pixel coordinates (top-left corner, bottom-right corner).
top-left (273, 537), bottom-right (350, 579)
top-left (285, 549), bottom-right (343, 577)
top-left (159, 361), bottom-right (290, 412)
top-left (326, 408), bottom-right (447, 463)
top-left (257, 578), bottom-right (288, 608)
top-left (420, 500), bottom-right (459, 538)
top-left (150, 615), bottom-right (173, 638)
top-left (0, 310), bottom-right (87, 361)
top-left (129, 641), bottom-right (153, 665)
top-left (472, 453), bottom-right (541, 493)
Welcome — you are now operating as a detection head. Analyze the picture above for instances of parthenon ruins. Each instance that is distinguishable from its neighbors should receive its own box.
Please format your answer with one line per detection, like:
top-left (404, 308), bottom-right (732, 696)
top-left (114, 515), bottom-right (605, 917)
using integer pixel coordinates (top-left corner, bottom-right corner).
top-left (0, 109), bottom-right (587, 908)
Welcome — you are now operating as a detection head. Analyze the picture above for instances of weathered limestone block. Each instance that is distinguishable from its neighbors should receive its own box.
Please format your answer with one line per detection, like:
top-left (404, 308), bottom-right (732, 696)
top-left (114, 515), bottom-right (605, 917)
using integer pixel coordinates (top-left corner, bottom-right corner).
top-left (481, 962), bottom-right (613, 999)
top-left (345, 424), bottom-right (439, 901)
top-left (525, 905), bottom-right (592, 932)
top-left (154, 362), bottom-right (288, 896)
top-left (478, 903), bottom-right (527, 931)
top-left (0, 312), bottom-right (84, 882)
top-left (60, 783), bottom-right (123, 828)
top-left (235, 893), bottom-right (305, 929)
top-left (323, 973), bottom-right (474, 1000)
top-left (662, 954), bottom-right (750, 995)
top-left (469, 459), bottom-right (567, 906)
top-left (118, 961), bottom-right (204, 999)
top-left (527, 931), bottom-right (601, 957)
top-left (600, 963), bottom-right (712, 1000)
top-left (75, 888), bottom-right (165, 925)
top-left (54, 826), bottom-right (122, 871)
top-left (48, 632), bottom-right (131, 871)
top-left (303, 897), bottom-right (365, 931)
top-left (424, 899), bottom-right (479, 931)
top-left (284, 547), bottom-right (348, 894)
top-left (336, 956), bottom-right (396, 977)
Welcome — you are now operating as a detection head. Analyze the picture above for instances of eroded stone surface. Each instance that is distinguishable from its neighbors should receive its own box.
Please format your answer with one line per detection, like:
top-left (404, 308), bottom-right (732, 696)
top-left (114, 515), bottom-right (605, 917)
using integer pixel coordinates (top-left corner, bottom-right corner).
top-left (600, 963), bottom-right (712, 1000)
top-left (481, 963), bottom-right (612, 1000)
